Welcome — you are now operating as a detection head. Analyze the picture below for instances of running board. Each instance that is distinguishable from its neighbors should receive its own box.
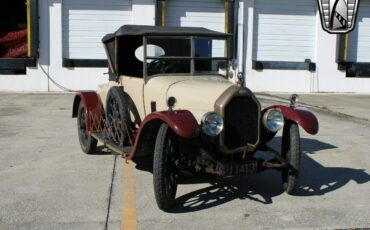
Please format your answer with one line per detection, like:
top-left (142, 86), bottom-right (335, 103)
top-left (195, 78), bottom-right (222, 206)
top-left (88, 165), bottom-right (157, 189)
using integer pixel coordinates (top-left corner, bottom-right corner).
top-left (91, 132), bottom-right (132, 157)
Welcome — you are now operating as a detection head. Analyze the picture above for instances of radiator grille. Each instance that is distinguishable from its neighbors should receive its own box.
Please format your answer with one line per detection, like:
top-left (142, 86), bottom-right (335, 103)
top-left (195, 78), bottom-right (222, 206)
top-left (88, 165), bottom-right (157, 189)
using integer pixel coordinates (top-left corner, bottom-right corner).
top-left (224, 96), bottom-right (260, 149)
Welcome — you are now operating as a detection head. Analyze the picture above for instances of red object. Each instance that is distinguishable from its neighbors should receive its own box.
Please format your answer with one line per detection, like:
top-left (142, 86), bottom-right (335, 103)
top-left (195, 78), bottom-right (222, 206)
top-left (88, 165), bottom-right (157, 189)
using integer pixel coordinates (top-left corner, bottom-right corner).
top-left (72, 91), bottom-right (104, 131)
top-left (0, 29), bottom-right (28, 58)
top-left (128, 110), bottom-right (198, 159)
top-left (72, 92), bottom-right (199, 159)
top-left (142, 110), bottom-right (198, 138)
top-left (264, 105), bottom-right (319, 135)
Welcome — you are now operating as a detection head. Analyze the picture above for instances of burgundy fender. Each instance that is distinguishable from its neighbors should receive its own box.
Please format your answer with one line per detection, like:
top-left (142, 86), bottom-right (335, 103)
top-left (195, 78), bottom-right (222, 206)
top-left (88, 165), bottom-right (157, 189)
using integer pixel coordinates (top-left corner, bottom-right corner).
top-left (264, 105), bottom-right (319, 135)
top-left (127, 110), bottom-right (198, 159)
top-left (72, 91), bottom-right (104, 131)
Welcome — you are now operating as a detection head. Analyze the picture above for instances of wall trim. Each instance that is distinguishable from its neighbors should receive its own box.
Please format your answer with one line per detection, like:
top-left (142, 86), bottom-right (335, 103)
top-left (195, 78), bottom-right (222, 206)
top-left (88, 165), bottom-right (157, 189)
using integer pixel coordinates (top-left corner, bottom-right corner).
top-left (252, 60), bottom-right (316, 72)
top-left (338, 62), bottom-right (370, 78)
top-left (62, 58), bottom-right (108, 68)
top-left (0, 58), bottom-right (36, 69)
top-left (0, 58), bottom-right (37, 75)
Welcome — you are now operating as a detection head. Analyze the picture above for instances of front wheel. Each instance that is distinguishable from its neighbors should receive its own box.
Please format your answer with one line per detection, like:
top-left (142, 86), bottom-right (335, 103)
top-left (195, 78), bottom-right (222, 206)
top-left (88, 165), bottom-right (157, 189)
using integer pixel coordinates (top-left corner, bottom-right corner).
top-left (281, 122), bottom-right (301, 194)
top-left (153, 123), bottom-right (178, 211)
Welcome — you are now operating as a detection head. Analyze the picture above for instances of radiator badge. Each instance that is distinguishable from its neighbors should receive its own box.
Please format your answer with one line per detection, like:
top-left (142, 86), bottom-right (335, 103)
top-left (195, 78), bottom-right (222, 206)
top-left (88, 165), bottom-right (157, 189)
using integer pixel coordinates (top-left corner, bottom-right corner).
top-left (317, 0), bottom-right (359, 34)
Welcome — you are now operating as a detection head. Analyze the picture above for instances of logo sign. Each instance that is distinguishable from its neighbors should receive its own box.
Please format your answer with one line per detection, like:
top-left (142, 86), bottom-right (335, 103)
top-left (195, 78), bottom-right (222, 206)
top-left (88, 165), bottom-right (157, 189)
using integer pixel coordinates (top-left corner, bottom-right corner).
top-left (317, 0), bottom-right (360, 34)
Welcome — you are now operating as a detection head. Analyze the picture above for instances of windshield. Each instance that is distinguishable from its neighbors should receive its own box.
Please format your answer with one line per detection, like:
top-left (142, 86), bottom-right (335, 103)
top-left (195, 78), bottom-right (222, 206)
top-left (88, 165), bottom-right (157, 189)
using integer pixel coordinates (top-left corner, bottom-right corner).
top-left (135, 36), bottom-right (230, 77)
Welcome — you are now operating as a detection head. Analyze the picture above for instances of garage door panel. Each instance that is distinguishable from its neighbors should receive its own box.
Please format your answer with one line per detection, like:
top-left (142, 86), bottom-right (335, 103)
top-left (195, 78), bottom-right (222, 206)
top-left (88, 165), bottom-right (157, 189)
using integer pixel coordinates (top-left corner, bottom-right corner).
top-left (258, 18), bottom-right (316, 25)
top-left (351, 41), bottom-right (370, 45)
top-left (65, 14), bottom-right (131, 21)
top-left (165, 0), bottom-right (225, 58)
top-left (166, 15), bottom-right (224, 23)
top-left (257, 34), bottom-right (313, 40)
top-left (258, 54), bottom-right (312, 59)
top-left (255, 8), bottom-right (315, 15)
top-left (255, 0), bottom-right (316, 9)
top-left (257, 25), bottom-right (315, 34)
top-left (63, 25), bottom-right (130, 31)
top-left (63, 0), bottom-right (132, 59)
top-left (258, 43), bottom-right (313, 50)
top-left (166, 0), bottom-right (223, 6)
top-left (63, 9), bottom-right (131, 16)
top-left (64, 31), bottom-right (116, 37)
top-left (166, 5), bottom-right (224, 12)
top-left (348, 0), bottom-right (370, 62)
top-left (63, 1), bottom-right (131, 9)
top-left (165, 0), bottom-right (225, 32)
top-left (253, 0), bottom-right (316, 62)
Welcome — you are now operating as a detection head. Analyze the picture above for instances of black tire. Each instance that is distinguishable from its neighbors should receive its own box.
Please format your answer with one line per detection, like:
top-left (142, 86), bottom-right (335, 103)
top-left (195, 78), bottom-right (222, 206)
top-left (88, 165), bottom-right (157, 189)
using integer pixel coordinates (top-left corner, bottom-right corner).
top-left (77, 101), bottom-right (97, 154)
top-left (281, 122), bottom-right (301, 194)
top-left (105, 86), bottom-right (131, 147)
top-left (153, 123), bottom-right (178, 211)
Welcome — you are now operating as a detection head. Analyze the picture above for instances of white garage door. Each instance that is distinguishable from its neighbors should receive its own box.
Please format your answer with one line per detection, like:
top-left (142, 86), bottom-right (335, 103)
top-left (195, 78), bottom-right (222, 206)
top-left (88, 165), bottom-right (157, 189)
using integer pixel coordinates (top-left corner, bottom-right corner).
top-left (165, 0), bottom-right (225, 57)
top-left (62, 0), bottom-right (132, 59)
top-left (348, 0), bottom-right (370, 62)
top-left (253, 0), bottom-right (317, 62)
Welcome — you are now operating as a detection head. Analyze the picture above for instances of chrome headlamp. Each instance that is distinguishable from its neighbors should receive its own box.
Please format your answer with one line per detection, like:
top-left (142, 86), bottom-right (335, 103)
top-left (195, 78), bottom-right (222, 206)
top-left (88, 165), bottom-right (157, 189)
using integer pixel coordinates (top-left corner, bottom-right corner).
top-left (201, 112), bottom-right (224, 136)
top-left (262, 109), bottom-right (284, 132)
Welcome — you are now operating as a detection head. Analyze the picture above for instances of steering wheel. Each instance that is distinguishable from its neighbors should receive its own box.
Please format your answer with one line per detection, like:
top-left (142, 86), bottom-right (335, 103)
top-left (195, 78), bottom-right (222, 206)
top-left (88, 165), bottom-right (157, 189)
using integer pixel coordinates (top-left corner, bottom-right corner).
top-left (147, 59), bottom-right (176, 74)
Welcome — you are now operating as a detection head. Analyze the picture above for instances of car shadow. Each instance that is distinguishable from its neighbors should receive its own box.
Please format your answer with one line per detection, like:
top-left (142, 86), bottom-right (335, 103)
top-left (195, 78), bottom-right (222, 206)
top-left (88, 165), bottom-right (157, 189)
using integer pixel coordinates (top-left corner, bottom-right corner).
top-left (133, 138), bottom-right (370, 213)
top-left (170, 170), bottom-right (281, 213)
top-left (133, 155), bottom-right (153, 172)
top-left (270, 137), bottom-right (369, 196)
top-left (90, 146), bottom-right (117, 155)
top-left (267, 137), bottom-right (338, 154)
top-left (296, 156), bottom-right (369, 196)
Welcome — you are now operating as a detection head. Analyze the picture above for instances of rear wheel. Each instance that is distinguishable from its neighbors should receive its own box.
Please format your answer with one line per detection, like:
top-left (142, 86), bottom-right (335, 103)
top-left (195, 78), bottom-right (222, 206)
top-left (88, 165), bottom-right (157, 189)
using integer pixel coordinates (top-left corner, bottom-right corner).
top-left (77, 101), bottom-right (97, 154)
top-left (153, 123), bottom-right (178, 211)
top-left (281, 122), bottom-right (301, 194)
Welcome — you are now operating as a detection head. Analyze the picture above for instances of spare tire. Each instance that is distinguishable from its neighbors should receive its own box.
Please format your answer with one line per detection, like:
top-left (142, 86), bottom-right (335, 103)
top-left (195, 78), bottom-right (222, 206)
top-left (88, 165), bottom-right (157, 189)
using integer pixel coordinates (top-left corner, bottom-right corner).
top-left (105, 86), bottom-right (131, 147)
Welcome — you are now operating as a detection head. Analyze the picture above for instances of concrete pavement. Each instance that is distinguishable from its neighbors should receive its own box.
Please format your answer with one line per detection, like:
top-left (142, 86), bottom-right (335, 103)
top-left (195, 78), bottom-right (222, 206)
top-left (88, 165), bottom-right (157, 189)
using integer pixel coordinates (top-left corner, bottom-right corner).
top-left (0, 93), bottom-right (369, 229)
top-left (258, 93), bottom-right (370, 122)
top-left (0, 94), bottom-right (122, 229)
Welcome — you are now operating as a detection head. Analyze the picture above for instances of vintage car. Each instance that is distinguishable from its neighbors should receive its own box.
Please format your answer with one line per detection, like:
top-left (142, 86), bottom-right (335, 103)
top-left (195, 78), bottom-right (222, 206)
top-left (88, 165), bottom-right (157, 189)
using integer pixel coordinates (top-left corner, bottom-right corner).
top-left (72, 25), bottom-right (319, 211)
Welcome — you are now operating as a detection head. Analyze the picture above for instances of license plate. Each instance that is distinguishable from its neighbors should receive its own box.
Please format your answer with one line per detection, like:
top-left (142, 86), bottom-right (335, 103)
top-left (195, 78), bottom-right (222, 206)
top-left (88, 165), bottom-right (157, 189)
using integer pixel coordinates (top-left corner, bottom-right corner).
top-left (223, 160), bottom-right (258, 176)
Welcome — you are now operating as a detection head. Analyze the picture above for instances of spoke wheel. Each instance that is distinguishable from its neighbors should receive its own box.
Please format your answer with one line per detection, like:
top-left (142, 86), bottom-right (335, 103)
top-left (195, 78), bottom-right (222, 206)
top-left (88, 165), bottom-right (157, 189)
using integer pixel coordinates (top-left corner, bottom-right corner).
top-left (77, 101), bottom-right (97, 154)
top-left (105, 87), bottom-right (131, 147)
top-left (281, 122), bottom-right (301, 194)
top-left (153, 123), bottom-right (178, 211)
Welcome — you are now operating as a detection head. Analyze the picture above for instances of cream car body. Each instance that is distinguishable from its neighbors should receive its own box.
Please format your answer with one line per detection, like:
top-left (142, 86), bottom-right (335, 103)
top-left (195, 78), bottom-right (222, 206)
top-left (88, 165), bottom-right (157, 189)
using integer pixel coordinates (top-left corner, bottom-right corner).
top-left (73, 25), bottom-right (320, 211)
top-left (97, 74), bottom-right (233, 123)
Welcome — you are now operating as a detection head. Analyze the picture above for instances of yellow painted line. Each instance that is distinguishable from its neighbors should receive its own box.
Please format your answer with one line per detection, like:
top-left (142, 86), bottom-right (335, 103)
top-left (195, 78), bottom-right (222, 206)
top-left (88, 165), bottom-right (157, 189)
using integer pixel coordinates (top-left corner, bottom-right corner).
top-left (224, 0), bottom-right (229, 33)
top-left (224, 0), bottom-right (229, 57)
top-left (121, 161), bottom-right (138, 230)
top-left (27, 0), bottom-right (31, 56)
top-left (162, 0), bottom-right (166, 27)
top-left (343, 33), bottom-right (349, 61)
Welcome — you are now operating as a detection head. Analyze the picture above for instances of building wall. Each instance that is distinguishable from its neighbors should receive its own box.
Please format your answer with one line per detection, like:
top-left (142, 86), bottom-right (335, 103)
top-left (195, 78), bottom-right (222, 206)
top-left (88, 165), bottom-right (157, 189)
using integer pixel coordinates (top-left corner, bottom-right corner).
top-left (0, 1), bottom-right (49, 91)
top-left (242, 0), bottom-right (370, 93)
top-left (0, 0), bottom-right (155, 92)
top-left (0, 0), bottom-right (369, 93)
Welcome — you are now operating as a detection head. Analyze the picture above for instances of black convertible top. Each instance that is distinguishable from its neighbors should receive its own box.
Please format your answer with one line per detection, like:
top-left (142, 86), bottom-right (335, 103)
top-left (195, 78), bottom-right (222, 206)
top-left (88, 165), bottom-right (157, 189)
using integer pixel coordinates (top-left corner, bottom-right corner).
top-left (102, 25), bottom-right (231, 43)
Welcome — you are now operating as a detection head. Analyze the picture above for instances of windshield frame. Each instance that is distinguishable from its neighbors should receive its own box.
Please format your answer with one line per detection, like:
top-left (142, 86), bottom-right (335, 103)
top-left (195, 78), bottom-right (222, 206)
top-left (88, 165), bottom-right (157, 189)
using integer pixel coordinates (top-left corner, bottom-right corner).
top-left (142, 35), bottom-right (231, 81)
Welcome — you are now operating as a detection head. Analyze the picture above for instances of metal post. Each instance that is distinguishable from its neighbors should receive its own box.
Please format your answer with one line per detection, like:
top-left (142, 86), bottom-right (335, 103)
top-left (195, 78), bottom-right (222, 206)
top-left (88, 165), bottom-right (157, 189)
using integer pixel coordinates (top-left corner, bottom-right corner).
top-left (143, 36), bottom-right (147, 80)
top-left (190, 36), bottom-right (195, 75)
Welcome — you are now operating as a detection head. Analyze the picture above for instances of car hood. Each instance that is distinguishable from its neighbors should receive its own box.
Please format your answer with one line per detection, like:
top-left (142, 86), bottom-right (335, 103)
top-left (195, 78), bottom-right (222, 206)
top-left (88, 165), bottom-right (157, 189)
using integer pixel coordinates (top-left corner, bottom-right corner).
top-left (145, 75), bottom-right (233, 122)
